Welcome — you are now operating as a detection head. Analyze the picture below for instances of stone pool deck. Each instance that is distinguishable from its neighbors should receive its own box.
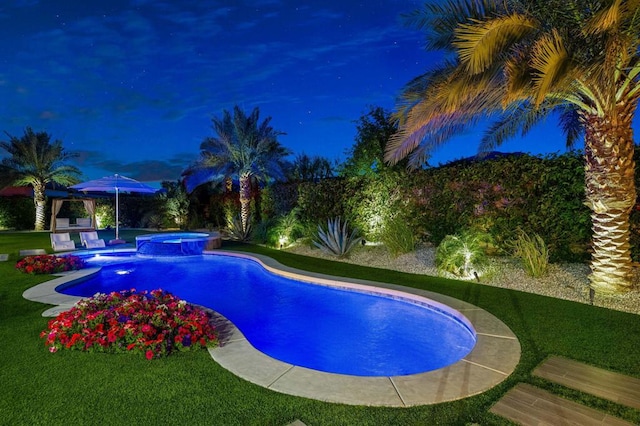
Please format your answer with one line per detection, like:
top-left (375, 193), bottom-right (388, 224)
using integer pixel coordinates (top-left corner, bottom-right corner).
top-left (23, 249), bottom-right (521, 407)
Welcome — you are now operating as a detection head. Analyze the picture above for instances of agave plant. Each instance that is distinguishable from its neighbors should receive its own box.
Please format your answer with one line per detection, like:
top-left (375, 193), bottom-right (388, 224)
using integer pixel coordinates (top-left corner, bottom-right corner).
top-left (227, 214), bottom-right (252, 242)
top-left (313, 217), bottom-right (362, 258)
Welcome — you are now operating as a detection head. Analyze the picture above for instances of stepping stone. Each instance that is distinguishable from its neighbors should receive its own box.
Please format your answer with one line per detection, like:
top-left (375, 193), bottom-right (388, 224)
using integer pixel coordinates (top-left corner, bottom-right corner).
top-left (0, 254), bottom-right (8, 261)
top-left (19, 249), bottom-right (47, 256)
top-left (533, 356), bottom-right (640, 409)
top-left (490, 383), bottom-right (633, 426)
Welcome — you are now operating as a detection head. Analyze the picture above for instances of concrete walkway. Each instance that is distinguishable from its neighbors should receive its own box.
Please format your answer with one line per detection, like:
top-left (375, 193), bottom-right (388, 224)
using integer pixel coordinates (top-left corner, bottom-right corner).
top-left (23, 249), bottom-right (521, 407)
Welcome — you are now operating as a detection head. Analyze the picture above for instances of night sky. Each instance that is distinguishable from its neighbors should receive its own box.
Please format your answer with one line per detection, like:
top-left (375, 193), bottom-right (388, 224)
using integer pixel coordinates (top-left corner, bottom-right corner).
top-left (0, 0), bottom-right (618, 187)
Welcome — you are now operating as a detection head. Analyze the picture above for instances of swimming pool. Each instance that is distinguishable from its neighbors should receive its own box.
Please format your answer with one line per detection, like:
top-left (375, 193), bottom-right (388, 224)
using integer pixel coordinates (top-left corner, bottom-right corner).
top-left (58, 252), bottom-right (477, 377)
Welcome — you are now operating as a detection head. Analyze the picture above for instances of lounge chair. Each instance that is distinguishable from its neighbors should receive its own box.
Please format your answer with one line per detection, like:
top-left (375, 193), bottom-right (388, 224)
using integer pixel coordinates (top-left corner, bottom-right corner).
top-left (76, 218), bottom-right (91, 228)
top-left (55, 218), bottom-right (70, 229)
top-left (50, 233), bottom-right (76, 252)
top-left (79, 231), bottom-right (106, 249)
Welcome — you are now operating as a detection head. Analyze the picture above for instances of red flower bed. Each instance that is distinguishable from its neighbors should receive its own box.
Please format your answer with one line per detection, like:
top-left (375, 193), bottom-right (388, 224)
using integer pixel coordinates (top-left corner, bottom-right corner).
top-left (41, 289), bottom-right (218, 359)
top-left (16, 254), bottom-right (85, 274)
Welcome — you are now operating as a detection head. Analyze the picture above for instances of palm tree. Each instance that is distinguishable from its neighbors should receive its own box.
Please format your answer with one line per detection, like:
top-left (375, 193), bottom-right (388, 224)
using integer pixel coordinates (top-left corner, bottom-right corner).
top-left (291, 153), bottom-right (334, 182)
top-left (385, 0), bottom-right (640, 293)
top-left (183, 106), bottom-right (290, 234)
top-left (0, 127), bottom-right (81, 231)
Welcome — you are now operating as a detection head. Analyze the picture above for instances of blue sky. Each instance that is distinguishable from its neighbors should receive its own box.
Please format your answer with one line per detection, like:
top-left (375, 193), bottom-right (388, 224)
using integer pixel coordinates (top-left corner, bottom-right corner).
top-left (0, 0), bottom-right (590, 187)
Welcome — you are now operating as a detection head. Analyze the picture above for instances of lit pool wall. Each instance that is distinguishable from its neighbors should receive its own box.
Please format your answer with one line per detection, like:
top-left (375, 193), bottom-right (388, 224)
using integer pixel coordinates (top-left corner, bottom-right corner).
top-left (135, 233), bottom-right (209, 256)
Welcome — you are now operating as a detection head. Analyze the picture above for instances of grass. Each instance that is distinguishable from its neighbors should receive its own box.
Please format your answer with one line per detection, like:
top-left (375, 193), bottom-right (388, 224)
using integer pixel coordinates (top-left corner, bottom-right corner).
top-left (1, 231), bottom-right (639, 425)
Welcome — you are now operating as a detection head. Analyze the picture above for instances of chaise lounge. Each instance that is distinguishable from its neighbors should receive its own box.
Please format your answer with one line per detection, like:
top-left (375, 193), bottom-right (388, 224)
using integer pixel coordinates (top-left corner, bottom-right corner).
top-left (50, 233), bottom-right (76, 252)
top-left (79, 231), bottom-right (106, 249)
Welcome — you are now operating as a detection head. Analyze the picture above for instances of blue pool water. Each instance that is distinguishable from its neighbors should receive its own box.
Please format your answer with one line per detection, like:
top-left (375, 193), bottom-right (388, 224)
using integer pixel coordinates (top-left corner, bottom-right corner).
top-left (59, 253), bottom-right (476, 376)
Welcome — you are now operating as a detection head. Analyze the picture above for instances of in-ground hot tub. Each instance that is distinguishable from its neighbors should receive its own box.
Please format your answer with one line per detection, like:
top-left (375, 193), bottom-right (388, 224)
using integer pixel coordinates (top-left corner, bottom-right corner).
top-left (135, 232), bottom-right (221, 255)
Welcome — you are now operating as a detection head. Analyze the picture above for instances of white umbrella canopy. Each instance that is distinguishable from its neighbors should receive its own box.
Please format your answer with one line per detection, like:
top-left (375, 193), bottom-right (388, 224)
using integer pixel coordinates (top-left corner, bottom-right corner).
top-left (70, 174), bottom-right (157, 241)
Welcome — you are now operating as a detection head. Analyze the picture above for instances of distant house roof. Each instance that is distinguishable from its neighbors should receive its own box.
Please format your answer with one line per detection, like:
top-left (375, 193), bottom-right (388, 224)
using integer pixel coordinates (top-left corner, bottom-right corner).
top-left (0, 184), bottom-right (71, 198)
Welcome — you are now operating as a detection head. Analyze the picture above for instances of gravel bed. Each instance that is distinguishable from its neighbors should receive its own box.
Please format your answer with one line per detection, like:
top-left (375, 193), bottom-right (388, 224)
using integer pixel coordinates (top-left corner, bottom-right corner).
top-left (284, 243), bottom-right (640, 315)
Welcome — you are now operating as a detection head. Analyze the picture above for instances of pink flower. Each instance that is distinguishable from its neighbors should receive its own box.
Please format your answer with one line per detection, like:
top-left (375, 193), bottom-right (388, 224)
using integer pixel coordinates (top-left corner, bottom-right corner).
top-left (49, 346), bottom-right (58, 353)
top-left (145, 350), bottom-right (154, 360)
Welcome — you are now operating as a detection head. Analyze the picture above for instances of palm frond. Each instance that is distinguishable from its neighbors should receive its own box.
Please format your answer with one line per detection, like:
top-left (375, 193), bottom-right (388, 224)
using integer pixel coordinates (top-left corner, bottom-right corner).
top-left (530, 29), bottom-right (571, 105)
top-left (385, 121), bottom-right (429, 166)
top-left (503, 51), bottom-right (536, 105)
top-left (405, 0), bottom-right (503, 51)
top-left (480, 101), bottom-right (551, 152)
top-left (584, 0), bottom-right (623, 34)
top-left (558, 108), bottom-right (584, 149)
top-left (387, 58), bottom-right (507, 167)
top-left (566, 78), bottom-right (605, 115)
top-left (618, 59), bottom-right (640, 100)
top-left (407, 119), bottom-right (472, 168)
top-left (454, 13), bottom-right (538, 74)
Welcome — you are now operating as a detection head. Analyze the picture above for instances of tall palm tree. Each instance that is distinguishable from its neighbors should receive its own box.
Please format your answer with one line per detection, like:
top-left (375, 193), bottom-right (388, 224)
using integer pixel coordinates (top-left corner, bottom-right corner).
top-left (0, 127), bottom-right (81, 231)
top-left (385, 0), bottom-right (640, 293)
top-left (183, 106), bottom-right (290, 234)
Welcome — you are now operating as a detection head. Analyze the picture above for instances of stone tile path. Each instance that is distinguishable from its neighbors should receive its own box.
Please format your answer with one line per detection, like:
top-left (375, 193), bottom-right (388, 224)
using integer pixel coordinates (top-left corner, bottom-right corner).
top-left (491, 383), bottom-right (633, 425)
top-left (491, 356), bottom-right (639, 425)
top-left (19, 248), bottom-right (46, 256)
top-left (533, 356), bottom-right (640, 410)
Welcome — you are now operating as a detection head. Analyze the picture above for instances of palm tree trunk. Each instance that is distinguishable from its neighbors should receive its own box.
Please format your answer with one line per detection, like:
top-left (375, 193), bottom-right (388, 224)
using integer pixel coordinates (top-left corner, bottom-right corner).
top-left (251, 176), bottom-right (262, 224)
top-left (583, 107), bottom-right (636, 293)
top-left (33, 181), bottom-right (46, 231)
top-left (239, 174), bottom-right (252, 234)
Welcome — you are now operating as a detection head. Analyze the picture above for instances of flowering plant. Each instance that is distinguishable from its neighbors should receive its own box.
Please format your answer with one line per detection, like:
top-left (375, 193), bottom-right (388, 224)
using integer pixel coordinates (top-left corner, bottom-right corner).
top-left (41, 289), bottom-right (218, 359)
top-left (16, 254), bottom-right (85, 274)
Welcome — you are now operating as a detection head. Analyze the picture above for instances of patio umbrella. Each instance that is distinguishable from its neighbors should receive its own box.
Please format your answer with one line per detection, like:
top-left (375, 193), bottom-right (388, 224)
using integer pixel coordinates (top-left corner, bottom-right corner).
top-left (70, 174), bottom-right (157, 241)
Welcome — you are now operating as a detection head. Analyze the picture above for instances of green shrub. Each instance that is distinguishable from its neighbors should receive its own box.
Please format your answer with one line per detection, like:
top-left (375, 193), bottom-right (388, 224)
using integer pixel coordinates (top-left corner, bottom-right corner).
top-left (251, 217), bottom-right (276, 246)
top-left (435, 231), bottom-right (492, 280)
top-left (272, 208), bottom-right (305, 247)
top-left (345, 171), bottom-right (405, 241)
top-left (313, 217), bottom-right (362, 257)
top-left (260, 182), bottom-right (299, 220)
top-left (511, 229), bottom-right (550, 277)
top-left (0, 196), bottom-right (34, 230)
top-left (259, 151), bottom-right (597, 263)
top-left (95, 202), bottom-right (115, 229)
top-left (403, 152), bottom-right (591, 261)
top-left (297, 178), bottom-right (353, 224)
top-left (380, 216), bottom-right (417, 257)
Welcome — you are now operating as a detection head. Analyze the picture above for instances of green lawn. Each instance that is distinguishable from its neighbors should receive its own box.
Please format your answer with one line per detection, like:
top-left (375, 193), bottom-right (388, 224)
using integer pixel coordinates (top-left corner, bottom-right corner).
top-left (1, 231), bottom-right (639, 425)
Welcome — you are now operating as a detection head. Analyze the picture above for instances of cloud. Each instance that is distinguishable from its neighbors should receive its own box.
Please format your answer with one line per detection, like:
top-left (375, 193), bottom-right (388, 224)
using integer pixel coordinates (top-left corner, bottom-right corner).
top-left (39, 110), bottom-right (58, 120)
top-left (71, 152), bottom-right (190, 183)
top-left (0, 1), bottom-right (448, 174)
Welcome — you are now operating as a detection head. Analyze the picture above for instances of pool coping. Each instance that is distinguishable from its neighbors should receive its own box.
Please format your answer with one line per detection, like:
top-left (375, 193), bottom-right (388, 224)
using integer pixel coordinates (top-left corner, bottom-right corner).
top-left (22, 249), bottom-right (521, 407)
